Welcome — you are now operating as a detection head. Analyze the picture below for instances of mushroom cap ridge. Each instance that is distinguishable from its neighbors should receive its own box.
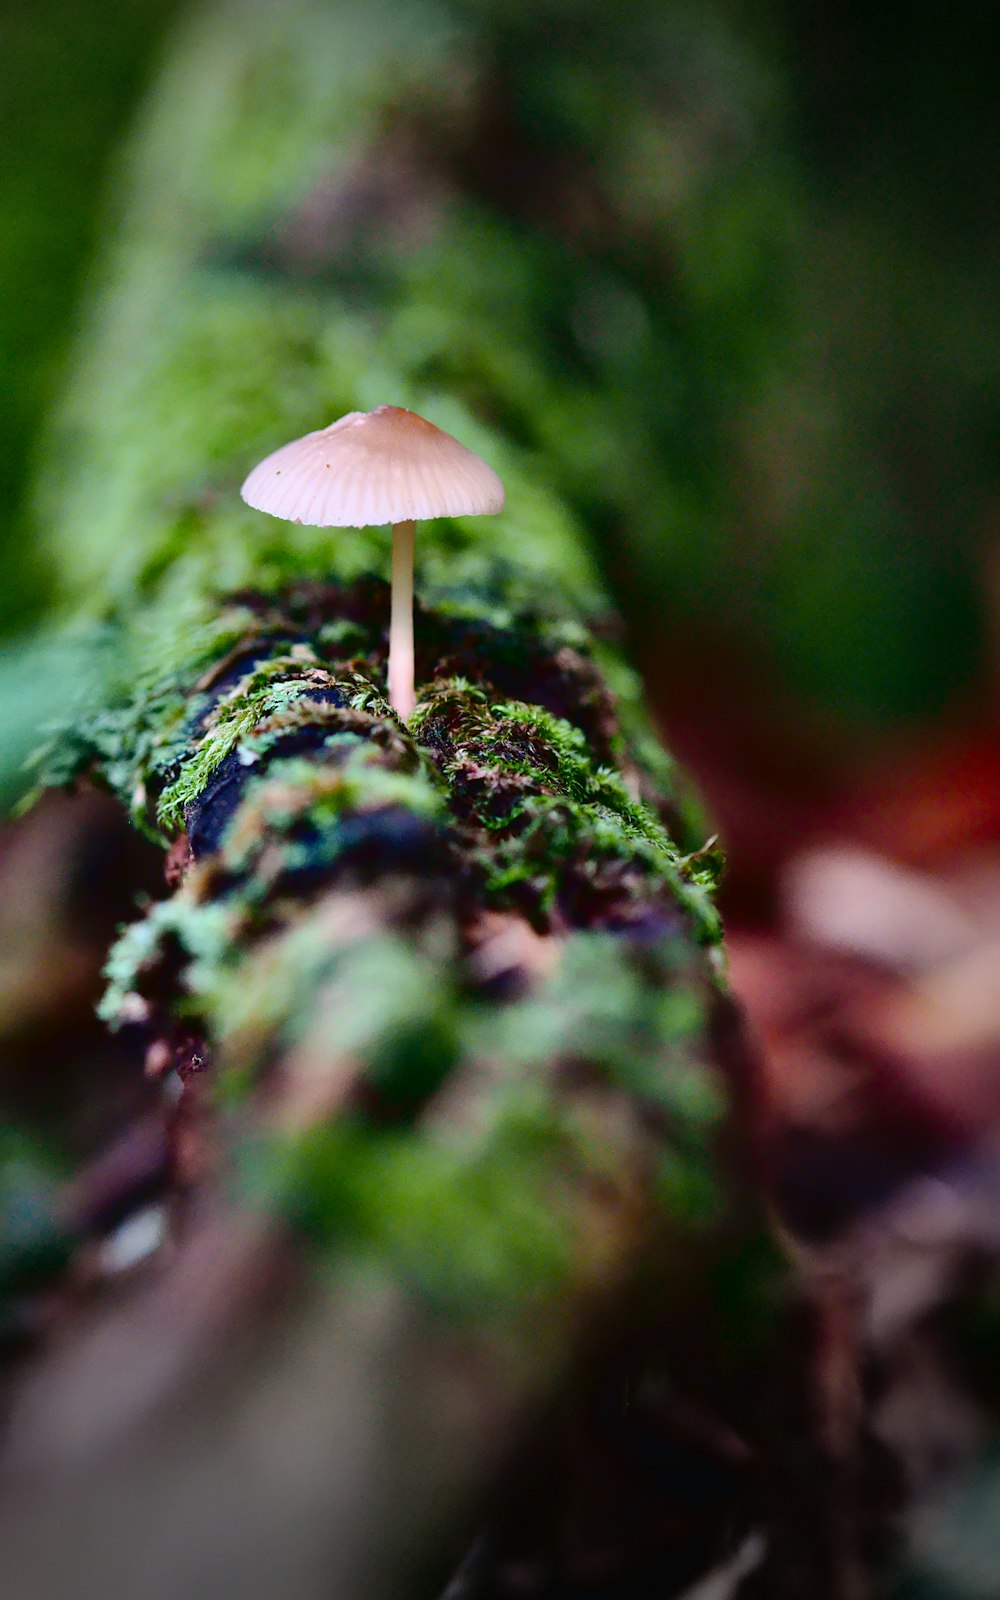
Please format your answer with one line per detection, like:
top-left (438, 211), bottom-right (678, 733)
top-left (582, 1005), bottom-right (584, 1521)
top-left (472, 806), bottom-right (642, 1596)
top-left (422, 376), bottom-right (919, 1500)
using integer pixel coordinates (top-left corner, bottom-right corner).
top-left (240, 404), bottom-right (505, 528)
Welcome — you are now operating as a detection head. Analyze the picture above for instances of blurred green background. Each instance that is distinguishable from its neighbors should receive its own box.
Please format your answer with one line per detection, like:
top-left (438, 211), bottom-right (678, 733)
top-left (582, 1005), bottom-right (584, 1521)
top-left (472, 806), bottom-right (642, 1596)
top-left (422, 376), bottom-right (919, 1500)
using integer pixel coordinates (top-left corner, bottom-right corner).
top-left (2, 0), bottom-right (997, 730)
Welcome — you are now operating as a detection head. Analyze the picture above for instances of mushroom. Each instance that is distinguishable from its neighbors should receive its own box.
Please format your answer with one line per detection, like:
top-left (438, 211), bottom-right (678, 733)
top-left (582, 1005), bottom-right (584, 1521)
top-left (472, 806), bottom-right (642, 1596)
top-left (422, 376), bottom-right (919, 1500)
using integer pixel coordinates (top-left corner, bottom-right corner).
top-left (240, 405), bottom-right (504, 718)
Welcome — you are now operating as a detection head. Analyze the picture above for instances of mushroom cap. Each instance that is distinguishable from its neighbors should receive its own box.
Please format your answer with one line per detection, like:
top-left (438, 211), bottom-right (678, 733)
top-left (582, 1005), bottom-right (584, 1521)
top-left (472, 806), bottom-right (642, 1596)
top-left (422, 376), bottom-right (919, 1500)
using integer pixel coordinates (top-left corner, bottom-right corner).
top-left (240, 404), bottom-right (505, 527)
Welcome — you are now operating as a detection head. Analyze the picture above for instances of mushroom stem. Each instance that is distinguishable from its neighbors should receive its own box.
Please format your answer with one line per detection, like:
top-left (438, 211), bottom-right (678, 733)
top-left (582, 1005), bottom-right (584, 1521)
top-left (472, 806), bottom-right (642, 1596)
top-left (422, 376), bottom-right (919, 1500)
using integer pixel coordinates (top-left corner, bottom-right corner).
top-left (388, 518), bottom-right (416, 718)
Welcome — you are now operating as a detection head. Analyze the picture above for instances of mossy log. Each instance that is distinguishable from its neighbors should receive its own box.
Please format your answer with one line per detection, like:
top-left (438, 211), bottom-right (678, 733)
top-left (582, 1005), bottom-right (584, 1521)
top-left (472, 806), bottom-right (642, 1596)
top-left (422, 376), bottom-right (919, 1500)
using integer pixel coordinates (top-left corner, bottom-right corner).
top-left (1, 3), bottom-right (767, 1595)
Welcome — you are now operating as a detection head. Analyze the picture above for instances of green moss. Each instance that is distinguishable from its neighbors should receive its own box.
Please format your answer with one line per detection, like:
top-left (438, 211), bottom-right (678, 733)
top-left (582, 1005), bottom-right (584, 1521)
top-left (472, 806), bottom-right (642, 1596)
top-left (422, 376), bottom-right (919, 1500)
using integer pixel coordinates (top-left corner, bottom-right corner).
top-left (226, 931), bottom-right (725, 1318)
top-left (475, 931), bottom-right (720, 1126)
top-left (99, 726), bottom-right (448, 1027)
top-left (21, 0), bottom-right (743, 1334)
top-left (472, 794), bottom-right (719, 941)
top-left (157, 652), bottom-right (330, 829)
top-left (242, 1088), bottom-right (586, 1318)
top-left (415, 693), bottom-right (645, 830)
top-left (29, 601), bottom-right (264, 833)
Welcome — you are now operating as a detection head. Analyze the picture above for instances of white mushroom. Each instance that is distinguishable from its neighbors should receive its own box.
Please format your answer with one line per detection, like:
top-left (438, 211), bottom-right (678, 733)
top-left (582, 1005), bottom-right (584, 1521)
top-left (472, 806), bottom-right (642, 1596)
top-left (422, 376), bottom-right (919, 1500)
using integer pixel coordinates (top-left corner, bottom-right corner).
top-left (241, 405), bottom-right (505, 718)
